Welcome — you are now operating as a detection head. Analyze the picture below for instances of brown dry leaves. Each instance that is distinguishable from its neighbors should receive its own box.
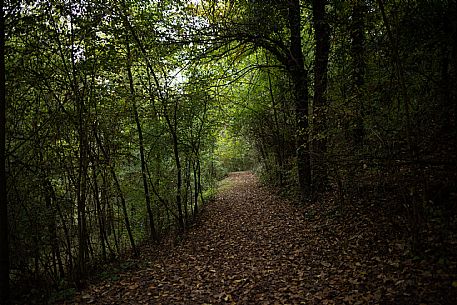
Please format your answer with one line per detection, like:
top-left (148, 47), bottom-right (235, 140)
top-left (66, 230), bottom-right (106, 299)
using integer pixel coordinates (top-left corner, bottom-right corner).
top-left (66, 172), bottom-right (456, 305)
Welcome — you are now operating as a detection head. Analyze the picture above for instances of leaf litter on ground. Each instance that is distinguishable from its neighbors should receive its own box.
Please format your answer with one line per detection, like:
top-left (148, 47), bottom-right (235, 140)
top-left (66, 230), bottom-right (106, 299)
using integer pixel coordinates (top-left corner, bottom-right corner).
top-left (59, 171), bottom-right (457, 305)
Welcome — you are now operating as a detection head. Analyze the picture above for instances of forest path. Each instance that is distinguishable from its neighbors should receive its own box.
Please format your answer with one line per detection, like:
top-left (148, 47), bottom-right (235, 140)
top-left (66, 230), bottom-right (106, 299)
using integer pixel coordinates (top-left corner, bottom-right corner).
top-left (69, 171), bottom-right (456, 304)
top-left (74, 171), bottom-right (314, 304)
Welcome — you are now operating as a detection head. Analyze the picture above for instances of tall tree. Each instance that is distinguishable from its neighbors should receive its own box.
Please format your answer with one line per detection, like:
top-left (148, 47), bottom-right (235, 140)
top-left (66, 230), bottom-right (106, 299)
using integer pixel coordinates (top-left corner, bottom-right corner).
top-left (238, 0), bottom-right (313, 198)
top-left (312, 0), bottom-right (330, 195)
top-left (125, 36), bottom-right (158, 241)
top-left (350, 0), bottom-right (366, 147)
top-left (288, 0), bottom-right (312, 199)
top-left (0, 0), bottom-right (9, 301)
top-left (69, 5), bottom-right (90, 283)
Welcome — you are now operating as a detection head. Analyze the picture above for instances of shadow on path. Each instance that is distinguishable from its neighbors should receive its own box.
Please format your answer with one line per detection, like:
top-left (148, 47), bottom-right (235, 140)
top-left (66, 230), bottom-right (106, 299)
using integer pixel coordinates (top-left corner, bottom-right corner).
top-left (72, 172), bottom-right (310, 304)
top-left (67, 171), bottom-right (457, 304)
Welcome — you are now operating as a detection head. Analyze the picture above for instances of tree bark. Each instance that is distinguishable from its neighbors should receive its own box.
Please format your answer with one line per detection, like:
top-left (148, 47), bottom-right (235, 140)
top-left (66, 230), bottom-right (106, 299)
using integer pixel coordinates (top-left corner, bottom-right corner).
top-left (350, 0), bottom-right (366, 148)
top-left (266, 53), bottom-right (284, 186)
top-left (44, 179), bottom-right (65, 278)
top-left (184, 160), bottom-right (191, 225)
top-left (55, 194), bottom-right (73, 274)
top-left (0, 0), bottom-right (9, 301)
top-left (74, 63), bottom-right (89, 287)
top-left (312, 0), bottom-right (330, 195)
top-left (75, 110), bottom-right (89, 285)
top-left (288, 0), bottom-right (311, 199)
top-left (111, 164), bottom-right (138, 256)
top-left (192, 161), bottom-right (199, 217)
top-left (94, 128), bottom-right (139, 257)
top-left (125, 38), bottom-right (158, 241)
top-left (92, 165), bottom-right (107, 261)
top-left (170, 124), bottom-right (185, 230)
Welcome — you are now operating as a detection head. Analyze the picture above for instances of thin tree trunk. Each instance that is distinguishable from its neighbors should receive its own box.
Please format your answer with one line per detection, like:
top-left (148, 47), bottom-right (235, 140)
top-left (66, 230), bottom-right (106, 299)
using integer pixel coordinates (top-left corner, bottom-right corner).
top-left (112, 211), bottom-right (120, 254)
top-left (75, 107), bottom-right (89, 285)
top-left (55, 195), bottom-right (73, 273)
top-left (192, 161), bottom-right (199, 217)
top-left (184, 159), bottom-right (191, 225)
top-left (377, 0), bottom-right (415, 156)
top-left (111, 158), bottom-right (137, 256)
top-left (162, 97), bottom-right (185, 230)
top-left (94, 128), bottom-right (138, 256)
top-left (125, 38), bottom-right (157, 241)
top-left (69, 8), bottom-right (89, 285)
top-left (171, 128), bottom-right (185, 230)
top-left (197, 159), bottom-right (204, 205)
top-left (45, 180), bottom-right (65, 278)
top-left (92, 165), bottom-right (107, 261)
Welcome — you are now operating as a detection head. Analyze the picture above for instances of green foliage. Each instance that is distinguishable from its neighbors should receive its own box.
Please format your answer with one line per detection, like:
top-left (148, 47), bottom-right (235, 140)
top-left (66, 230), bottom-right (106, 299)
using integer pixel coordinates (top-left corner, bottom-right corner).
top-left (4, 0), bottom-right (457, 301)
top-left (214, 131), bottom-right (255, 172)
top-left (5, 0), bottom-right (226, 298)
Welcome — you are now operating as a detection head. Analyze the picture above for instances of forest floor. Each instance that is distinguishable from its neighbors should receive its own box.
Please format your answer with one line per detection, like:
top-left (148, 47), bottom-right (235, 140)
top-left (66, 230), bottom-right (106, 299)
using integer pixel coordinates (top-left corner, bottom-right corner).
top-left (61, 171), bottom-right (456, 305)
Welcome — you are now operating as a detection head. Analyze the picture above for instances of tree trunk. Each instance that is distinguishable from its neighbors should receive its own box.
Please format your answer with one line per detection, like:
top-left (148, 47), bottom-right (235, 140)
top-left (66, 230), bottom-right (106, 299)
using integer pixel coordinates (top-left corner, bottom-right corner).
top-left (125, 39), bottom-right (157, 241)
top-left (184, 160), bottom-right (191, 225)
top-left (312, 0), bottom-right (330, 196)
top-left (0, 1), bottom-right (9, 301)
top-left (266, 53), bottom-right (284, 186)
top-left (111, 165), bottom-right (138, 256)
top-left (350, 0), bottom-right (366, 148)
top-left (94, 128), bottom-right (138, 256)
top-left (377, 0), bottom-right (415, 156)
top-left (192, 161), bottom-right (199, 217)
top-left (171, 128), bottom-right (185, 230)
top-left (92, 166), bottom-right (107, 261)
top-left (288, 0), bottom-right (311, 199)
top-left (69, 8), bottom-right (89, 285)
top-left (444, 1), bottom-right (457, 130)
top-left (56, 195), bottom-right (73, 274)
top-left (44, 180), bottom-right (65, 278)
top-left (162, 99), bottom-right (185, 230)
top-left (75, 102), bottom-right (89, 286)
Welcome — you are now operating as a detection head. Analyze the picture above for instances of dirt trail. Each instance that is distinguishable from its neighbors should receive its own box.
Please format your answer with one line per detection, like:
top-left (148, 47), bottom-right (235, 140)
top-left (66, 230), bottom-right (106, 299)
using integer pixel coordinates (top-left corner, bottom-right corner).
top-left (73, 172), bottom-right (311, 304)
top-left (68, 171), bottom-right (456, 304)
